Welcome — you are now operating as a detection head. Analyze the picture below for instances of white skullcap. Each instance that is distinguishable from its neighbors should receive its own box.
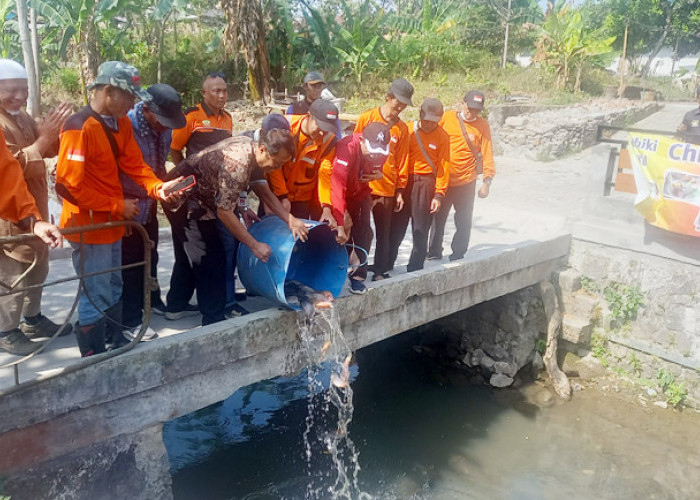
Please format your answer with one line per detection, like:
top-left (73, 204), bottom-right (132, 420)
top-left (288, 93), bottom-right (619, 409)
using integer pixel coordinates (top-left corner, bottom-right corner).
top-left (0, 59), bottom-right (28, 80)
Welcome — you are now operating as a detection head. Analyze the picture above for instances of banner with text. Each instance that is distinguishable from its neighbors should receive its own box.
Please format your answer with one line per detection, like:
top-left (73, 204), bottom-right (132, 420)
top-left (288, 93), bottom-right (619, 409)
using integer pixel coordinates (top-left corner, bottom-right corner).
top-left (628, 132), bottom-right (700, 237)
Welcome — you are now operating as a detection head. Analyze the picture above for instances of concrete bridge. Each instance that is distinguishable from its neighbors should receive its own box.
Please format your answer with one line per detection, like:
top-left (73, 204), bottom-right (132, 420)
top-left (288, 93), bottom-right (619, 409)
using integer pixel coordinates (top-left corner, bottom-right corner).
top-left (2, 101), bottom-right (698, 499)
top-left (0, 234), bottom-right (569, 499)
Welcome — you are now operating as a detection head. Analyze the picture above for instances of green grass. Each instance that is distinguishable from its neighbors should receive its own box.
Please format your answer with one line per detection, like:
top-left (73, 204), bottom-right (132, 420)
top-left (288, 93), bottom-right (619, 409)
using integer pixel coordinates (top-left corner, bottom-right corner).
top-left (342, 66), bottom-right (698, 120)
top-left (343, 66), bottom-right (563, 118)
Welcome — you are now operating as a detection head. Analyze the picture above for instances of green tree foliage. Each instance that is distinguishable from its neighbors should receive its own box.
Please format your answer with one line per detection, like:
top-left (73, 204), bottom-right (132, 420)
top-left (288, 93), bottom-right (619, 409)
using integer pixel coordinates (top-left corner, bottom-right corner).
top-left (2, 0), bottom-right (698, 108)
top-left (585, 0), bottom-right (700, 76)
top-left (0, 0), bottom-right (19, 58)
top-left (535, 1), bottom-right (616, 90)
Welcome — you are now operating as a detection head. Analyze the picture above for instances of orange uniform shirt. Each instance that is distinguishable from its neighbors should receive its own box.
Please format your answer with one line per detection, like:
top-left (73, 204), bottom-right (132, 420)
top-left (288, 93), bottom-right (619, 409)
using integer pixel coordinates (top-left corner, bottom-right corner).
top-left (353, 107), bottom-right (410, 197)
top-left (407, 121), bottom-right (450, 197)
top-left (439, 110), bottom-right (495, 186)
top-left (0, 130), bottom-right (40, 223)
top-left (56, 107), bottom-right (163, 244)
top-left (267, 115), bottom-right (336, 204)
top-left (170, 102), bottom-right (233, 157)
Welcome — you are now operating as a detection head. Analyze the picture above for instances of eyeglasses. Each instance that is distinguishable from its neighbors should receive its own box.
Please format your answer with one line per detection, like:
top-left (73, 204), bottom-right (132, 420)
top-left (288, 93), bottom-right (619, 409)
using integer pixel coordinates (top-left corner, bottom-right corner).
top-left (207, 72), bottom-right (227, 82)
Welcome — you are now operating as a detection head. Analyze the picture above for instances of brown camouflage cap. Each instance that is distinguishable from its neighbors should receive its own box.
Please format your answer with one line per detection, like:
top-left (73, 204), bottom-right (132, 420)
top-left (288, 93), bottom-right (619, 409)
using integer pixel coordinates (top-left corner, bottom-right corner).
top-left (87, 61), bottom-right (151, 101)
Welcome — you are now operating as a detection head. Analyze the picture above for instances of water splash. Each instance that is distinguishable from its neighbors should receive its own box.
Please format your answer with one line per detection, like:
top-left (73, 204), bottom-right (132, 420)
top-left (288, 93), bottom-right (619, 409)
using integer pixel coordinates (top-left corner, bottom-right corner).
top-left (297, 305), bottom-right (371, 500)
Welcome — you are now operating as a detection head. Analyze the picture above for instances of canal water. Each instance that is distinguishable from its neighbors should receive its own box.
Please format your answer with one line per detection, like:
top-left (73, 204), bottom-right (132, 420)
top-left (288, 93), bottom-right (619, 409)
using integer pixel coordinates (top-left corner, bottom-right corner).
top-left (163, 328), bottom-right (700, 499)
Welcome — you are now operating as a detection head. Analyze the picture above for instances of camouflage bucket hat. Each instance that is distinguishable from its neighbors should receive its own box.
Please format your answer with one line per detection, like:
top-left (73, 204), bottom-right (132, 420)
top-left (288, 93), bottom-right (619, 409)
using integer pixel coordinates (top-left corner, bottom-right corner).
top-left (87, 61), bottom-right (151, 101)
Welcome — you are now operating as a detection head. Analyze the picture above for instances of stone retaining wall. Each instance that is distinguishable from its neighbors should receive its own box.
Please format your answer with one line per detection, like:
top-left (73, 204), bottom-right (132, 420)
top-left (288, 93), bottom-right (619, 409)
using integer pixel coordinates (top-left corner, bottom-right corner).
top-left (425, 236), bottom-right (700, 410)
top-left (425, 286), bottom-right (547, 389)
top-left (492, 100), bottom-right (663, 160)
top-left (558, 239), bottom-right (700, 408)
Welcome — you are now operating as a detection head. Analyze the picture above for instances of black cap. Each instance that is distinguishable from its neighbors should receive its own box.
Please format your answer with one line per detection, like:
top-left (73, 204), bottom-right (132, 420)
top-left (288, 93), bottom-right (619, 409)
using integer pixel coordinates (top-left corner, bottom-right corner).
top-left (309, 99), bottom-right (339, 135)
top-left (389, 78), bottom-right (414, 106)
top-left (145, 84), bottom-right (186, 129)
top-left (261, 113), bottom-right (290, 132)
top-left (464, 90), bottom-right (485, 110)
top-left (362, 122), bottom-right (391, 155)
top-left (420, 98), bottom-right (444, 122)
top-left (304, 71), bottom-right (325, 85)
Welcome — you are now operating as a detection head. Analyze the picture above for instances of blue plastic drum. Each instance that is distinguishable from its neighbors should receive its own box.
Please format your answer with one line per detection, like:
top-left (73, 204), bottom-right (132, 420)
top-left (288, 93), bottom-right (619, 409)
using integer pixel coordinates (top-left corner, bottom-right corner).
top-left (237, 216), bottom-right (348, 310)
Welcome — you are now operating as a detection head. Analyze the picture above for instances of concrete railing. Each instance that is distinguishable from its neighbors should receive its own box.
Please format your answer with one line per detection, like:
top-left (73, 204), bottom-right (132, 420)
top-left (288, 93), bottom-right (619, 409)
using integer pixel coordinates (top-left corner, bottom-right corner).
top-left (0, 234), bottom-right (570, 499)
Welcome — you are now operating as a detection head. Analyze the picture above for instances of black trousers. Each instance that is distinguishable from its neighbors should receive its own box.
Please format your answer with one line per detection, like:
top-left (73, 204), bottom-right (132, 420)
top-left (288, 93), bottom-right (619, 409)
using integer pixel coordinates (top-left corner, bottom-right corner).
top-left (121, 203), bottom-right (161, 327)
top-left (370, 195), bottom-right (395, 276)
top-left (175, 216), bottom-right (226, 326)
top-left (290, 199), bottom-right (322, 220)
top-left (346, 195), bottom-right (372, 281)
top-left (429, 181), bottom-right (476, 259)
top-left (407, 174), bottom-right (436, 272)
top-left (387, 177), bottom-right (413, 271)
top-left (164, 204), bottom-right (196, 313)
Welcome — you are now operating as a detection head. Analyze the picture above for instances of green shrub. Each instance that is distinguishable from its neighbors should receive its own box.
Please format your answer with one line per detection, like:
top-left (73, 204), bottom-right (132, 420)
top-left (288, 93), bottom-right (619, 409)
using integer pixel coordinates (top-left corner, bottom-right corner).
top-left (579, 67), bottom-right (613, 96)
top-left (56, 67), bottom-right (81, 95)
top-left (603, 282), bottom-right (644, 324)
top-left (656, 367), bottom-right (687, 407)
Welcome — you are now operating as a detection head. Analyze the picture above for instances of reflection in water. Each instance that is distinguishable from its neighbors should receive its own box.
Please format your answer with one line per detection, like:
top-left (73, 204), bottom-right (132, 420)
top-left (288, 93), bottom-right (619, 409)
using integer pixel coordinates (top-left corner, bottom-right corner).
top-left (164, 328), bottom-right (700, 500)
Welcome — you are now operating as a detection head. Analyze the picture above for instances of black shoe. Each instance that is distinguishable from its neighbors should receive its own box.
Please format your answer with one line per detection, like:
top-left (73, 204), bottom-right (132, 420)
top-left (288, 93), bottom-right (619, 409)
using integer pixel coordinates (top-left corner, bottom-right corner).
top-left (225, 304), bottom-right (250, 319)
top-left (165, 303), bottom-right (200, 320)
top-left (151, 300), bottom-right (167, 316)
top-left (74, 319), bottom-right (106, 357)
top-left (371, 272), bottom-right (390, 282)
top-left (448, 254), bottom-right (464, 261)
top-left (349, 279), bottom-right (368, 295)
top-left (426, 254), bottom-right (442, 260)
top-left (0, 329), bottom-right (43, 356)
top-left (20, 314), bottom-right (63, 339)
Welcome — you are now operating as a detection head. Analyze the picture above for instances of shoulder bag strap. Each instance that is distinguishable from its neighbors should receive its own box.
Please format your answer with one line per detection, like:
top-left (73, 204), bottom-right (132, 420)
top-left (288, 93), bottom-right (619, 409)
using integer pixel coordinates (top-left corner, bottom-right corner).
top-left (413, 121), bottom-right (436, 176)
top-left (87, 106), bottom-right (120, 165)
top-left (458, 115), bottom-right (483, 174)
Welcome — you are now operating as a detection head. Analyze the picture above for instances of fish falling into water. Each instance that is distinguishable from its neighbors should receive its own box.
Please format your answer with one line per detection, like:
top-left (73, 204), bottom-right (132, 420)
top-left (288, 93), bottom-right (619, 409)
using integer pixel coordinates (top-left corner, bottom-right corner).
top-left (330, 354), bottom-right (352, 389)
top-left (284, 280), bottom-right (334, 320)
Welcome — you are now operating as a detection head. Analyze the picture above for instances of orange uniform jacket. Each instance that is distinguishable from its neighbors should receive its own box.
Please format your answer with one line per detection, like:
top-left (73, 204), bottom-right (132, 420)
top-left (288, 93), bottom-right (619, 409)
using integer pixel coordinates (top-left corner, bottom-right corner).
top-left (56, 106), bottom-right (163, 244)
top-left (0, 130), bottom-right (40, 223)
top-left (439, 110), bottom-right (495, 186)
top-left (353, 107), bottom-right (410, 197)
top-left (407, 121), bottom-right (450, 197)
top-left (267, 115), bottom-right (336, 204)
top-left (171, 102), bottom-right (233, 157)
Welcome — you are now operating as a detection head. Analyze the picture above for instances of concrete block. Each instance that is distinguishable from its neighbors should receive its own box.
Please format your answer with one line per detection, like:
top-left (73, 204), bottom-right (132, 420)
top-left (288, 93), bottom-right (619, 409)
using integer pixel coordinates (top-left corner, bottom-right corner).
top-left (576, 354), bottom-right (607, 380)
top-left (561, 292), bottom-right (600, 320)
top-left (557, 268), bottom-right (581, 293)
top-left (561, 315), bottom-right (593, 344)
top-left (561, 351), bottom-right (581, 376)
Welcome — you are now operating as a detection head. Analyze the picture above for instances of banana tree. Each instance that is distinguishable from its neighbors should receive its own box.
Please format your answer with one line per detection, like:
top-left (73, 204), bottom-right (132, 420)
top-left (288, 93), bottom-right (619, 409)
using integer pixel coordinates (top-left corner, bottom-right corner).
top-left (222, 0), bottom-right (271, 102)
top-left (383, 0), bottom-right (466, 75)
top-left (535, 3), bottom-right (616, 91)
top-left (334, 28), bottom-right (380, 85)
top-left (0, 0), bottom-right (19, 58)
top-left (30, 0), bottom-right (116, 99)
top-left (150, 0), bottom-right (187, 82)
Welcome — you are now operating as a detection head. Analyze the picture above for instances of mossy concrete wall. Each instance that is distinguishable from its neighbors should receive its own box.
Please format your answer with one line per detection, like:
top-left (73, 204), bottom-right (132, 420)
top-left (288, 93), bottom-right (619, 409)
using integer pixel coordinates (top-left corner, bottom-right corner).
top-left (559, 238), bottom-right (700, 408)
